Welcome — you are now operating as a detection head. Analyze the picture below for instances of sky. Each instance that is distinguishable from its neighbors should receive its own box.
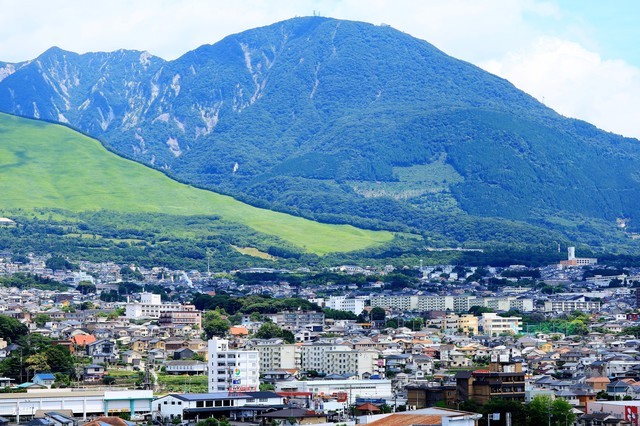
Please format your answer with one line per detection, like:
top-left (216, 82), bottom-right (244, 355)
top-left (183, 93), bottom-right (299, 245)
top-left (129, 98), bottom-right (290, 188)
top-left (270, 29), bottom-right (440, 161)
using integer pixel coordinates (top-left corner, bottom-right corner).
top-left (1, 0), bottom-right (639, 139)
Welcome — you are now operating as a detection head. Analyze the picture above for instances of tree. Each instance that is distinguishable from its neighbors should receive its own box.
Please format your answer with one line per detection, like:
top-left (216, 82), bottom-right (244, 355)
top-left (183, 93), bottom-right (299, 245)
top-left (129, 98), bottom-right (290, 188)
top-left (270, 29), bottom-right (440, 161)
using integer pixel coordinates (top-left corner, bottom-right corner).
top-left (370, 307), bottom-right (386, 321)
top-left (26, 353), bottom-right (50, 377)
top-left (45, 256), bottom-right (75, 272)
top-left (76, 281), bottom-right (96, 295)
top-left (0, 314), bottom-right (29, 343)
top-left (254, 322), bottom-right (280, 339)
top-left (527, 395), bottom-right (575, 426)
top-left (481, 398), bottom-right (528, 426)
top-left (34, 314), bottom-right (52, 327)
top-left (43, 345), bottom-right (74, 375)
top-left (254, 322), bottom-right (295, 343)
top-left (202, 311), bottom-right (230, 339)
top-left (120, 267), bottom-right (143, 281)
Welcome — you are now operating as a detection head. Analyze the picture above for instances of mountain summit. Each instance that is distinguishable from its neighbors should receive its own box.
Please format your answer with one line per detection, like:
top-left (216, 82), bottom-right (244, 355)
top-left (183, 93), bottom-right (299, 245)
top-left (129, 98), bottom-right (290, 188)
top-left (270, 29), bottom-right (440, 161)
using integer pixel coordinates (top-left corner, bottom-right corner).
top-left (2, 16), bottom-right (639, 248)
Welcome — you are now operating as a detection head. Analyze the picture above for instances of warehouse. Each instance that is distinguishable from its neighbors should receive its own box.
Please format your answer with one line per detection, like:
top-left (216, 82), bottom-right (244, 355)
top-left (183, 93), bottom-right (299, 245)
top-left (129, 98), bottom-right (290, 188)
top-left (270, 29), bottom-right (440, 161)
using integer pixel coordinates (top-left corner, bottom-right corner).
top-left (0, 389), bottom-right (153, 422)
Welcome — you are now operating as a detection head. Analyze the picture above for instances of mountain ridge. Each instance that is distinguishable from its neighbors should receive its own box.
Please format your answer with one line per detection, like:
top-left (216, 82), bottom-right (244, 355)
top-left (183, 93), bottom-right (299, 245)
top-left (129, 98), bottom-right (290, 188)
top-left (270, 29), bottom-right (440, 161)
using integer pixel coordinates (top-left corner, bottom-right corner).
top-left (1, 16), bottom-right (639, 250)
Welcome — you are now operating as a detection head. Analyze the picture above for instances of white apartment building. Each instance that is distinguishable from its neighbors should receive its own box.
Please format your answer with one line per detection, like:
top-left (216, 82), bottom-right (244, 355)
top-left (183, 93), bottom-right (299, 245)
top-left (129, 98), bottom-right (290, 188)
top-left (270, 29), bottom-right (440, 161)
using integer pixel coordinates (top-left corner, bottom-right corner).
top-left (372, 295), bottom-right (533, 313)
top-left (481, 313), bottom-right (522, 336)
top-left (544, 297), bottom-right (601, 313)
top-left (325, 296), bottom-right (366, 315)
top-left (245, 339), bottom-right (298, 371)
top-left (325, 349), bottom-right (379, 377)
top-left (371, 295), bottom-right (419, 311)
top-left (301, 343), bottom-right (351, 373)
top-left (300, 343), bottom-right (379, 377)
top-left (208, 338), bottom-right (260, 392)
top-left (125, 292), bottom-right (198, 319)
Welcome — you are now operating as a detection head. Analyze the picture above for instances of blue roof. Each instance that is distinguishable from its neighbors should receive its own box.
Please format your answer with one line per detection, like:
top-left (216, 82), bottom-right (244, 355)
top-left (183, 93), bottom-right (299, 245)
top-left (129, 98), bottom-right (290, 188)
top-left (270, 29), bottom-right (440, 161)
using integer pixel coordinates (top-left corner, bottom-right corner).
top-left (34, 373), bottom-right (56, 380)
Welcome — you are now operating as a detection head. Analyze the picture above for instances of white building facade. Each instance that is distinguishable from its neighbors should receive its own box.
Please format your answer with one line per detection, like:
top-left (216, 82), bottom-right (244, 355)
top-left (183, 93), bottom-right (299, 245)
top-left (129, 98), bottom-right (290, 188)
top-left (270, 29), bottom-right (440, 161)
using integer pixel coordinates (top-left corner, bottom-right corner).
top-left (208, 338), bottom-right (260, 392)
top-left (125, 293), bottom-right (198, 319)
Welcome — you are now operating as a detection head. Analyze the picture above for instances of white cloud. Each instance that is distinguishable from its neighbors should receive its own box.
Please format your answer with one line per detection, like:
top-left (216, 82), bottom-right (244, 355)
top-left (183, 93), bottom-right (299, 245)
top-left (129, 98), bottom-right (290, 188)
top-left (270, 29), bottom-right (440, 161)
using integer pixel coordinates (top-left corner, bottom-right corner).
top-left (481, 36), bottom-right (640, 139)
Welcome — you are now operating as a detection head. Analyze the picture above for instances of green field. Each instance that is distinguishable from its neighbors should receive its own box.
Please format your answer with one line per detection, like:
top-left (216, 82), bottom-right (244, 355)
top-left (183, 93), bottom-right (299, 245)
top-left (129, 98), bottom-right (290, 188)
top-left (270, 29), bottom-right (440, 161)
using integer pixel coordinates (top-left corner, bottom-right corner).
top-left (0, 113), bottom-right (393, 254)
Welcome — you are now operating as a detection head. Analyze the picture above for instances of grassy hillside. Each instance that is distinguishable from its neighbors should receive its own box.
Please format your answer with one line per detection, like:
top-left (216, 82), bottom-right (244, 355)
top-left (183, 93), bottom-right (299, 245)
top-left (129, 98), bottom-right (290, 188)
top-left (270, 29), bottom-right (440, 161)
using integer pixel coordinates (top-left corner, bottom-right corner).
top-left (0, 113), bottom-right (393, 255)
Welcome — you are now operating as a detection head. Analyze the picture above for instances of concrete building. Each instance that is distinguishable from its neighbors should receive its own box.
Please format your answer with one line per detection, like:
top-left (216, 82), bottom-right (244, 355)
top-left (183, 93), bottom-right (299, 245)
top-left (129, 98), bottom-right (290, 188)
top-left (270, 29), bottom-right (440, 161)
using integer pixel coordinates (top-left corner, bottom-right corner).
top-left (245, 339), bottom-right (298, 372)
top-left (455, 362), bottom-right (526, 404)
top-left (372, 295), bottom-right (533, 313)
top-left (325, 296), bottom-right (366, 315)
top-left (442, 314), bottom-right (478, 335)
top-left (208, 338), bottom-right (260, 392)
top-left (325, 348), bottom-right (379, 378)
top-left (481, 313), bottom-right (522, 336)
top-left (544, 296), bottom-right (601, 313)
top-left (560, 246), bottom-right (597, 267)
top-left (158, 311), bottom-right (202, 328)
top-left (586, 400), bottom-right (640, 424)
top-left (276, 379), bottom-right (393, 404)
top-left (153, 392), bottom-right (285, 422)
top-left (0, 389), bottom-right (153, 422)
top-left (125, 293), bottom-right (198, 320)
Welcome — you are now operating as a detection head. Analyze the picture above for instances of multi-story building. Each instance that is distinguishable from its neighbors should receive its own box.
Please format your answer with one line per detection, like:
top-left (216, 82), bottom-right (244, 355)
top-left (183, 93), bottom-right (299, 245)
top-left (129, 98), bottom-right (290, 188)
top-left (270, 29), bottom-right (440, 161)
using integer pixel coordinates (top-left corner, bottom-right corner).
top-left (208, 338), bottom-right (260, 392)
top-left (442, 314), bottom-right (479, 335)
top-left (543, 296), bottom-right (601, 313)
top-left (245, 339), bottom-right (298, 372)
top-left (481, 313), bottom-right (522, 336)
top-left (274, 311), bottom-right (325, 329)
top-left (126, 293), bottom-right (198, 319)
top-left (158, 310), bottom-right (202, 328)
top-left (456, 362), bottom-right (526, 404)
top-left (406, 384), bottom-right (457, 409)
top-left (325, 296), bottom-right (366, 315)
top-left (299, 343), bottom-right (379, 377)
top-left (325, 348), bottom-right (379, 378)
top-left (371, 295), bottom-right (420, 311)
top-left (560, 246), bottom-right (597, 268)
top-left (373, 295), bottom-right (534, 314)
top-left (300, 343), bottom-right (351, 373)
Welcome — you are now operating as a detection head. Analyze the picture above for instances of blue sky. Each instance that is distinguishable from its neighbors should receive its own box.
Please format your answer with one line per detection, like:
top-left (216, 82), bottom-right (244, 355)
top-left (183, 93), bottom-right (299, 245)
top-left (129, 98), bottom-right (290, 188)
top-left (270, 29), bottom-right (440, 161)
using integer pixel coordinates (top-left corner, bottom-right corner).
top-left (1, 0), bottom-right (639, 138)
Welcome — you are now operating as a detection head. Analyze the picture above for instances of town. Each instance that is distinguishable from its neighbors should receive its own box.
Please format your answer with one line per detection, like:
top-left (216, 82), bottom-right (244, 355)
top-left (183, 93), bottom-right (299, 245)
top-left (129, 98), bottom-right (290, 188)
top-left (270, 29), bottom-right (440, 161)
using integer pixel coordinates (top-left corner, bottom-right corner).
top-left (0, 247), bottom-right (638, 426)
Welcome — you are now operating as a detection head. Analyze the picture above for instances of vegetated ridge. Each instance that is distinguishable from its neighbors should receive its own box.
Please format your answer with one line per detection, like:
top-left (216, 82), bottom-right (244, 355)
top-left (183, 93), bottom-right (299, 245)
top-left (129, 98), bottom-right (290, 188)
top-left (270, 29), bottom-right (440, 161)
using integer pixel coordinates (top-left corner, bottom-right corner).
top-left (1, 16), bottom-right (640, 250)
top-left (0, 112), bottom-right (393, 255)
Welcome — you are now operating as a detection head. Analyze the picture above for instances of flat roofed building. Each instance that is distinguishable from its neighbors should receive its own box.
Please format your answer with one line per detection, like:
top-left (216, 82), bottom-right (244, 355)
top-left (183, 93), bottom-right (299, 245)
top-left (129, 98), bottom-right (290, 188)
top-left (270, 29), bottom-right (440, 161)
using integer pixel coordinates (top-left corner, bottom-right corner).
top-left (208, 338), bottom-right (259, 393)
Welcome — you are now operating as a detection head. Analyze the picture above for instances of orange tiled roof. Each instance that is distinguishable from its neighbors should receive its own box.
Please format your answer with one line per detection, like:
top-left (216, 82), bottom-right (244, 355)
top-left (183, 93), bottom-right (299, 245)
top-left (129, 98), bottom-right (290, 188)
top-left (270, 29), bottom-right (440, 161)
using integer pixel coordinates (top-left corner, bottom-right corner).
top-left (230, 326), bottom-right (249, 336)
top-left (71, 334), bottom-right (97, 346)
top-left (366, 414), bottom-right (444, 426)
top-left (586, 377), bottom-right (610, 383)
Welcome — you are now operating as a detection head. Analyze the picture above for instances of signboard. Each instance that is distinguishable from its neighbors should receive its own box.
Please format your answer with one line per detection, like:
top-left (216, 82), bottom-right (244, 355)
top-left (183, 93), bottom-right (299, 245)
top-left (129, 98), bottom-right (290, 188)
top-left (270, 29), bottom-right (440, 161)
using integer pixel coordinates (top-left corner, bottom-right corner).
top-left (229, 385), bottom-right (257, 392)
top-left (625, 406), bottom-right (638, 426)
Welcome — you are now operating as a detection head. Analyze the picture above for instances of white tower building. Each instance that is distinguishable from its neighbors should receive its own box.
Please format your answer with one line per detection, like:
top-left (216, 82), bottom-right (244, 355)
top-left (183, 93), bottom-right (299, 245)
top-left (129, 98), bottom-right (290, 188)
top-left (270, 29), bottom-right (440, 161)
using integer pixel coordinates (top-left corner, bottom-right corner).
top-left (208, 338), bottom-right (260, 392)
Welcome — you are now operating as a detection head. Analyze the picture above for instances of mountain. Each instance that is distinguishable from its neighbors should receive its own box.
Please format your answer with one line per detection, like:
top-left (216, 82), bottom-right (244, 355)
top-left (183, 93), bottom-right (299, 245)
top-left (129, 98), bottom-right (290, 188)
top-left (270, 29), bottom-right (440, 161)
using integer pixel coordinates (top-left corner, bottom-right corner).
top-left (1, 16), bottom-right (639, 249)
top-left (0, 112), bottom-right (392, 255)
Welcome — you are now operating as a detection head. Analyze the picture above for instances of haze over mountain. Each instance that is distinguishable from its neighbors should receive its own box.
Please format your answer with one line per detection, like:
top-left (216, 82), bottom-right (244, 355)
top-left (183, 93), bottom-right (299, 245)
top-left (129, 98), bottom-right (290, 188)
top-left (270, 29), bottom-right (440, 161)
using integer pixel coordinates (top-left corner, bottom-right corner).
top-left (2, 16), bottom-right (639, 249)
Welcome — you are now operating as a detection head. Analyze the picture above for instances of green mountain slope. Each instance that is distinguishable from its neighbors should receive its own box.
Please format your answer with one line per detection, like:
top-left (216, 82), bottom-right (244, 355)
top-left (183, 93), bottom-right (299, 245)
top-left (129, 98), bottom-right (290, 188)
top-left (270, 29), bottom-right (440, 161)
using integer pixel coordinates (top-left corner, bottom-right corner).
top-left (0, 113), bottom-right (393, 255)
top-left (2, 17), bottom-right (640, 249)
